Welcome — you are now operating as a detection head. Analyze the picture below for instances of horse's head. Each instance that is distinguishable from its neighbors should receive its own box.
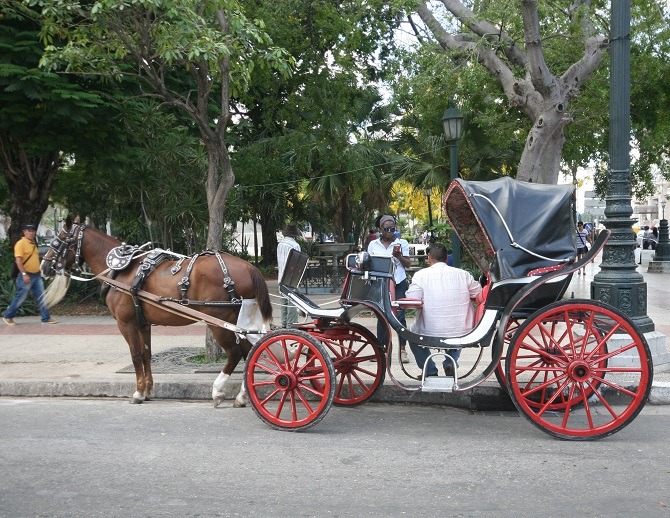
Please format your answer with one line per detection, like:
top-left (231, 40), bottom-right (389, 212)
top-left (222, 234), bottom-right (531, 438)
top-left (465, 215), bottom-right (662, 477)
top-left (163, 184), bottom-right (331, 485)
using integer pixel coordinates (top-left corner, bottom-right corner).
top-left (41, 215), bottom-right (85, 278)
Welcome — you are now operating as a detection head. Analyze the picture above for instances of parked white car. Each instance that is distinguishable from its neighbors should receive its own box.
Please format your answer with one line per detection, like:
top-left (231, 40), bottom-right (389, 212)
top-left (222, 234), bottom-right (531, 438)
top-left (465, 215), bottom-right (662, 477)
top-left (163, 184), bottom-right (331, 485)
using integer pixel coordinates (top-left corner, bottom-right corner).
top-left (409, 244), bottom-right (429, 256)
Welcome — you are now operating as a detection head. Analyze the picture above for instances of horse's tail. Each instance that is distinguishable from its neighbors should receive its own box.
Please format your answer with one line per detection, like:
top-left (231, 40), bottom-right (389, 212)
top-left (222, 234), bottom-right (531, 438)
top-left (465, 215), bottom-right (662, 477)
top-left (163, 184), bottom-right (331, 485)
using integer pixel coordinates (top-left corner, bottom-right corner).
top-left (250, 265), bottom-right (273, 322)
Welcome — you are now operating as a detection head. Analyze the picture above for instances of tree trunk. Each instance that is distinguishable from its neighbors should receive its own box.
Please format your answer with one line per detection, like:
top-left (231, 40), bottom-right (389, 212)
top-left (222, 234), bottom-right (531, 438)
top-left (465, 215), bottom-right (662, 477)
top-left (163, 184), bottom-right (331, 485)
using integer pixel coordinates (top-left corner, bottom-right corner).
top-left (258, 208), bottom-right (278, 267)
top-left (516, 105), bottom-right (567, 184)
top-left (204, 142), bottom-right (235, 251)
top-left (202, 140), bottom-right (235, 361)
top-left (0, 134), bottom-right (61, 244)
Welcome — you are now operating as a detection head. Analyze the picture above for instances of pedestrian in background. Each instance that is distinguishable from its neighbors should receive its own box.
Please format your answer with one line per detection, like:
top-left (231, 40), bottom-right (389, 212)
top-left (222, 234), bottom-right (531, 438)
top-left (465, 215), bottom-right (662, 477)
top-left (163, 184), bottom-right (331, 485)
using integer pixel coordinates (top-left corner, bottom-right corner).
top-left (3, 224), bottom-right (58, 325)
top-left (277, 223), bottom-right (302, 328)
top-left (363, 229), bottom-right (377, 250)
top-left (368, 214), bottom-right (411, 363)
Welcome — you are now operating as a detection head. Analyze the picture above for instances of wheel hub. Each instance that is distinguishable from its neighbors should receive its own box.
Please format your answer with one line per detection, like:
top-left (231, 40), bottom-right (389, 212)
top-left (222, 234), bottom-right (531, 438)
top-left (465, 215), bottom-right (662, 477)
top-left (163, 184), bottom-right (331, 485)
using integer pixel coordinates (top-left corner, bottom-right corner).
top-left (274, 371), bottom-right (298, 391)
top-left (568, 360), bottom-right (591, 382)
top-left (334, 355), bottom-right (356, 374)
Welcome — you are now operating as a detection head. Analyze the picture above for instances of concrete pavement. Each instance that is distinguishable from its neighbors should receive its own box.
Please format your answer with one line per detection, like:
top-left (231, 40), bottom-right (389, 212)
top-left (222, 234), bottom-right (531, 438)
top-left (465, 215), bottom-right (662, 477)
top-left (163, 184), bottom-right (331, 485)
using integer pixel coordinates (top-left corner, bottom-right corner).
top-left (1, 249), bottom-right (669, 407)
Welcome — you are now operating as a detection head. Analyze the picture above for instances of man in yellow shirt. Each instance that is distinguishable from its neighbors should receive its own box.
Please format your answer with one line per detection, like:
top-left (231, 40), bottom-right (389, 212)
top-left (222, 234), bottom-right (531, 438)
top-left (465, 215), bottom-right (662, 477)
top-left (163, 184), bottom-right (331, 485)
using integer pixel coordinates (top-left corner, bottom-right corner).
top-left (3, 224), bottom-right (58, 325)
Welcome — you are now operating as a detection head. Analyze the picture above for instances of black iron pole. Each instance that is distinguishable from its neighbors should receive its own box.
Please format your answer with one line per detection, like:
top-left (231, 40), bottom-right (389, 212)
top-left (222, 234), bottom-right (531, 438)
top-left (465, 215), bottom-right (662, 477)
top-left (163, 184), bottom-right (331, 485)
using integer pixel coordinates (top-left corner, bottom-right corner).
top-left (591, 0), bottom-right (654, 332)
top-left (449, 139), bottom-right (461, 267)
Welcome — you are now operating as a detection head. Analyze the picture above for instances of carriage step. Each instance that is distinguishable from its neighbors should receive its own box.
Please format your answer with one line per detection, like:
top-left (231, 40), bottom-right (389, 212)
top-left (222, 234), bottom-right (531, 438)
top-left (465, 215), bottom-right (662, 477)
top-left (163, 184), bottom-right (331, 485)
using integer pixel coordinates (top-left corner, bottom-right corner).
top-left (421, 376), bottom-right (455, 393)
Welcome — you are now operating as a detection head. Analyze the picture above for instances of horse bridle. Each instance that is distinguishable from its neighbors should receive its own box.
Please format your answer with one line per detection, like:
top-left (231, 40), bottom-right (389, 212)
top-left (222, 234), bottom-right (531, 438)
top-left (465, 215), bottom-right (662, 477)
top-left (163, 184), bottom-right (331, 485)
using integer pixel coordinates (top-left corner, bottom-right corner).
top-left (45, 223), bottom-right (86, 275)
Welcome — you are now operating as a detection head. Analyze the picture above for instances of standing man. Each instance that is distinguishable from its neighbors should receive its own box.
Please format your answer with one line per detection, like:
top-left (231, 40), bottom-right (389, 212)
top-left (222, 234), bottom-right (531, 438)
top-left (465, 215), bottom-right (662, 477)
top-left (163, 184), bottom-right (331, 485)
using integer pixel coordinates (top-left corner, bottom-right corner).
top-left (277, 223), bottom-right (302, 328)
top-left (3, 224), bottom-right (58, 325)
top-left (406, 243), bottom-right (481, 377)
top-left (368, 215), bottom-right (411, 363)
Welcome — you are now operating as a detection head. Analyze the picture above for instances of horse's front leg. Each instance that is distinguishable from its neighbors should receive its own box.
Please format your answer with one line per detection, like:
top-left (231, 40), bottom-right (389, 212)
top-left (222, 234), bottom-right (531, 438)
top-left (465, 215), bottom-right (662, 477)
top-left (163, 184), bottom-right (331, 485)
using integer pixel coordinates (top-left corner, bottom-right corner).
top-left (139, 325), bottom-right (153, 400)
top-left (117, 321), bottom-right (150, 404)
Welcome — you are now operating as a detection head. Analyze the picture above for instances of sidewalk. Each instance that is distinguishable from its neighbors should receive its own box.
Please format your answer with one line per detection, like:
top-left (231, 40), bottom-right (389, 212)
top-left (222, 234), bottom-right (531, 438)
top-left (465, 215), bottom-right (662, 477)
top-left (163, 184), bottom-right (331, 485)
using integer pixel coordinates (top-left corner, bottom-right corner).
top-left (1, 250), bottom-right (669, 407)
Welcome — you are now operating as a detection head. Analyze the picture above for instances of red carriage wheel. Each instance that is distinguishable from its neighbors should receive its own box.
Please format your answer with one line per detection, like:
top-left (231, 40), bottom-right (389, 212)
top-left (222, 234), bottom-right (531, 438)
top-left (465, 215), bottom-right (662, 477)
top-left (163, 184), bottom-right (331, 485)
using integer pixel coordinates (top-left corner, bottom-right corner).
top-left (505, 300), bottom-right (652, 440)
top-left (498, 317), bottom-right (608, 411)
top-left (245, 330), bottom-right (335, 431)
top-left (307, 323), bottom-right (386, 406)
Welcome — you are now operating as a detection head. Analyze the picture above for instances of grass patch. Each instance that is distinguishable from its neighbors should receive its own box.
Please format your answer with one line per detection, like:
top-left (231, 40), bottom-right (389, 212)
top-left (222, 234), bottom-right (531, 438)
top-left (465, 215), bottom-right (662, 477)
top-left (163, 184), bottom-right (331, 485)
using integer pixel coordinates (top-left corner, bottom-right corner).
top-left (186, 349), bottom-right (228, 364)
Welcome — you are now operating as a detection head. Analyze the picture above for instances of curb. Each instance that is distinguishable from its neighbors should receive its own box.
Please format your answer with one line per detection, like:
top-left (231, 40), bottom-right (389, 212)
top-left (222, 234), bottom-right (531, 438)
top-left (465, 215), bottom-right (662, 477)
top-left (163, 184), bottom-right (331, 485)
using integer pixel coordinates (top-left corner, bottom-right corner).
top-left (2, 379), bottom-right (669, 408)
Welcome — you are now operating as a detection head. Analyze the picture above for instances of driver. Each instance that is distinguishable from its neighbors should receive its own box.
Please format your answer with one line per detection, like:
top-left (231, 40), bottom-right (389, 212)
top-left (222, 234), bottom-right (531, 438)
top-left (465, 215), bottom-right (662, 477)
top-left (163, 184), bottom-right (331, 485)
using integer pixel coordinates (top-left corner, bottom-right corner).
top-left (406, 243), bottom-right (480, 378)
top-left (368, 215), bottom-right (411, 363)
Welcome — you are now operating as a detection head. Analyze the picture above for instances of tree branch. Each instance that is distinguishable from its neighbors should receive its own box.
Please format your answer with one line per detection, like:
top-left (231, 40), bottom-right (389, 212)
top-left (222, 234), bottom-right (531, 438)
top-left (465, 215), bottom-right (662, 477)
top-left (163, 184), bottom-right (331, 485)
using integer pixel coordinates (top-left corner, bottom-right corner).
top-left (439, 0), bottom-right (529, 68)
top-left (520, 0), bottom-right (554, 95)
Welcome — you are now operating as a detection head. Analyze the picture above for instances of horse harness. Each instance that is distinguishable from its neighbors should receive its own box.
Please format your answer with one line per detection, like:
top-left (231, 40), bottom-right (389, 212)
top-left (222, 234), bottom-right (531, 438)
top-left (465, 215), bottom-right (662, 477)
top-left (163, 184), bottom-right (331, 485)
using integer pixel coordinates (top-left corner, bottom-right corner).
top-left (103, 245), bottom-right (243, 326)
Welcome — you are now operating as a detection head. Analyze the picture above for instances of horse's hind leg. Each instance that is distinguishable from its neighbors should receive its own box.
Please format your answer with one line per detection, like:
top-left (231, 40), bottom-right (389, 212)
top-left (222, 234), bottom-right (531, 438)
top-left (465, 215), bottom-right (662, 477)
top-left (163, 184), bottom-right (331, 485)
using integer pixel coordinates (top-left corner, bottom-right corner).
top-left (208, 326), bottom-right (250, 408)
top-left (117, 321), bottom-right (151, 404)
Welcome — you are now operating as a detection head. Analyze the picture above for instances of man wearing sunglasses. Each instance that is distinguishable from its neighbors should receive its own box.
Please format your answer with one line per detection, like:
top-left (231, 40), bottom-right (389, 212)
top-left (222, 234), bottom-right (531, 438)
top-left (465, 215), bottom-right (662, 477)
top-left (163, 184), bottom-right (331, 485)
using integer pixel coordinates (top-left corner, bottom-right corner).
top-left (368, 215), bottom-right (411, 363)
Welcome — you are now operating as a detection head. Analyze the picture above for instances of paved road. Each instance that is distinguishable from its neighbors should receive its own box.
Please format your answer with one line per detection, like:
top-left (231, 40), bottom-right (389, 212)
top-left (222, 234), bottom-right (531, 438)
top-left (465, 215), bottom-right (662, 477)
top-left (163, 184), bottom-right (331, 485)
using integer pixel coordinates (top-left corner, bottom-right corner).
top-left (1, 398), bottom-right (669, 518)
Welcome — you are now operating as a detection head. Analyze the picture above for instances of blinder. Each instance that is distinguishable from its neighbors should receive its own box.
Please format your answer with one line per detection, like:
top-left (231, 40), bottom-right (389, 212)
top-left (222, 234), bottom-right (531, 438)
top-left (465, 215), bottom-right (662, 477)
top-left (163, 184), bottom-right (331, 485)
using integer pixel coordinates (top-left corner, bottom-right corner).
top-left (44, 223), bottom-right (85, 276)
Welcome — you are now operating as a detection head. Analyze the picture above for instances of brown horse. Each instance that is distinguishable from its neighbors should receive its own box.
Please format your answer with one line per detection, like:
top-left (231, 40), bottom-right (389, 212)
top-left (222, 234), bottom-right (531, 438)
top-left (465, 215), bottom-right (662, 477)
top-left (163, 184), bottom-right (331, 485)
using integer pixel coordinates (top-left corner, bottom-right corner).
top-left (41, 217), bottom-right (272, 406)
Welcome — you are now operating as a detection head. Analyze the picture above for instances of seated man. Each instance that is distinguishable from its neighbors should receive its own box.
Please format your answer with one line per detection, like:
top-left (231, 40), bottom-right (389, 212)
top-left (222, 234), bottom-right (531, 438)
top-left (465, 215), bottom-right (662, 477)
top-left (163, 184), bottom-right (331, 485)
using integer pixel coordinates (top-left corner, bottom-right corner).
top-left (406, 243), bottom-right (482, 377)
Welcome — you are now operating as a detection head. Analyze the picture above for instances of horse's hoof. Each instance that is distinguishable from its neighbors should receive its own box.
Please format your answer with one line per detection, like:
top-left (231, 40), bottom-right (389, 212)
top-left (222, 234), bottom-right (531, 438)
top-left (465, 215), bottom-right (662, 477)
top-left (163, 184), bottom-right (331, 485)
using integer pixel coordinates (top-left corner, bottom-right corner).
top-left (233, 399), bottom-right (247, 408)
top-left (213, 396), bottom-right (225, 408)
top-left (131, 391), bottom-right (146, 404)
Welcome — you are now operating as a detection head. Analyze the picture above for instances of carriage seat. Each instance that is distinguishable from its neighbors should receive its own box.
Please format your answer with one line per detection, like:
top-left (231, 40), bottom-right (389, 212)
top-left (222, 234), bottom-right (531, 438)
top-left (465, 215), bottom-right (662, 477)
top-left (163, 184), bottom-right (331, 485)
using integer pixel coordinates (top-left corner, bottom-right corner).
top-left (280, 249), bottom-right (345, 320)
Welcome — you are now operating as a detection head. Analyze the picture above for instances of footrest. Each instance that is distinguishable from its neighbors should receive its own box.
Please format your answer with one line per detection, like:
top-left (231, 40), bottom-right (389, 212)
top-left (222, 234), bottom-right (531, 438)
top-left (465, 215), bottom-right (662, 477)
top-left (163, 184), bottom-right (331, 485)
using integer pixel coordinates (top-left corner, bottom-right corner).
top-left (421, 377), bottom-right (455, 393)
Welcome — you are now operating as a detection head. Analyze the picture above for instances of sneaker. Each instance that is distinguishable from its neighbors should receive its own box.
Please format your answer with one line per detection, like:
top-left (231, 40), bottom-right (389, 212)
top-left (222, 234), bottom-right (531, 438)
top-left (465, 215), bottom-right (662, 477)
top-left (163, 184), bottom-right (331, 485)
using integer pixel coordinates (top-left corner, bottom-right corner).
top-left (444, 365), bottom-right (455, 377)
top-left (41, 319), bottom-right (59, 325)
top-left (401, 350), bottom-right (409, 363)
top-left (3, 317), bottom-right (15, 326)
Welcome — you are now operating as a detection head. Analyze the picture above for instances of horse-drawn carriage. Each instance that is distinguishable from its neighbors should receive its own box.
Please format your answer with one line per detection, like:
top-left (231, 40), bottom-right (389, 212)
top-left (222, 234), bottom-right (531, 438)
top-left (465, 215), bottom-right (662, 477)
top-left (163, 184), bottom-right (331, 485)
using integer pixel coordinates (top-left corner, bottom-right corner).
top-left (243, 177), bottom-right (653, 440)
top-left (41, 177), bottom-right (652, 440)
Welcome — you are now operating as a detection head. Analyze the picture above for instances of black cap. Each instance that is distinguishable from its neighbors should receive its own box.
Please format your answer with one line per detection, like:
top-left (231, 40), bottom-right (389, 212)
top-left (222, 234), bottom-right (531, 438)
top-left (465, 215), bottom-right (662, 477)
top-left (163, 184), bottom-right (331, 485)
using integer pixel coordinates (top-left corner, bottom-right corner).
top-left (22, 224), bottom-right (37, 230)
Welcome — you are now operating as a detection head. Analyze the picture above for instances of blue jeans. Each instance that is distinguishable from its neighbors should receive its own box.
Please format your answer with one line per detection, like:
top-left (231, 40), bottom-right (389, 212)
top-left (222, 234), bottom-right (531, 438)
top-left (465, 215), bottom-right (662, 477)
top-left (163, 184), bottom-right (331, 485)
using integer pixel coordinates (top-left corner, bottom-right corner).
top-left (377, 278), bottom-right (408, 348)
top-left (4, 272), bottom-right (51, 322)
top-left (409, 343), bottom-right (460, 376)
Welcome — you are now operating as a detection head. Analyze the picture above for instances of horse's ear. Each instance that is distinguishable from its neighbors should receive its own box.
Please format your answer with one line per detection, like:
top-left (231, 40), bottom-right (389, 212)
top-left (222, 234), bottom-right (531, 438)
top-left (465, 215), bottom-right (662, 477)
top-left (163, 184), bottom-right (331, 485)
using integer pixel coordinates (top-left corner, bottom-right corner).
top-left (65, 214), bottom-right (73, 229)
top-left (74, 215), bottom-right (81, 224)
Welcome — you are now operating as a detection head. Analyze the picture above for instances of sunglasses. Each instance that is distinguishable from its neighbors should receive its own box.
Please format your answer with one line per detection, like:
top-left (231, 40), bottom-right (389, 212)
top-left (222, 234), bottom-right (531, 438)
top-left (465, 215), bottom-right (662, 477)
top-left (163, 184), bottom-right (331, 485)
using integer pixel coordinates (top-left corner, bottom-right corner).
top-left (382, 226), bottom-right (396, 232)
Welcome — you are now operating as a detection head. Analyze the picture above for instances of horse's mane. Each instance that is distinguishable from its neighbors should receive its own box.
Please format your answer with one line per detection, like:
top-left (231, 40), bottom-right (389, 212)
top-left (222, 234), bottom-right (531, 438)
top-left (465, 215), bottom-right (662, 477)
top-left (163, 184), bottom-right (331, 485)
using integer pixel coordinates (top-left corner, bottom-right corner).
top-left (250, 266), bottom-right (272, 321)
top-left (42, 274), bottom-right (71, 308)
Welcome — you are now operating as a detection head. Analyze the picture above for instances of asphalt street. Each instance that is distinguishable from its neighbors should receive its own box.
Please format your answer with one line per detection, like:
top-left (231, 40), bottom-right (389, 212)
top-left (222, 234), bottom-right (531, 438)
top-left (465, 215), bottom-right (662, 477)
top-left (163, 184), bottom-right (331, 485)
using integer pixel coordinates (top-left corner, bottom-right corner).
top-left (1, 398), bottom-right (669, 518)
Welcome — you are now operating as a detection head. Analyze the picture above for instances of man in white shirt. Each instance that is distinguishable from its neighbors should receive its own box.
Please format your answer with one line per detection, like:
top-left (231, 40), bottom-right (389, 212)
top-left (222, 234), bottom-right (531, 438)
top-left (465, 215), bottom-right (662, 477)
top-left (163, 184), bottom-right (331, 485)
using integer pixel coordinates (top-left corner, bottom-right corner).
top-left (277, 223), bottom-right (302, 327)
top-left (368, 215), bottom-right (411, 362)
top-left (406, 243), bottom-right (481, 377)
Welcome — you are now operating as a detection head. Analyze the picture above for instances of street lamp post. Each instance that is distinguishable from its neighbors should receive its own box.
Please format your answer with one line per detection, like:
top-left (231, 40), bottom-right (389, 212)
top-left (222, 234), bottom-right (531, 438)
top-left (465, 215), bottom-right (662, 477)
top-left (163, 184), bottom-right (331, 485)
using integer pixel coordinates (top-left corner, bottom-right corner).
top-left (654, 200), bottom-right (670, 263)
top-left (441, 102), bottom-right (463, 267)
top-left (425, 187), bottom-right (433, 241)
top-left (591, 0), bottom-right (654, 332)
